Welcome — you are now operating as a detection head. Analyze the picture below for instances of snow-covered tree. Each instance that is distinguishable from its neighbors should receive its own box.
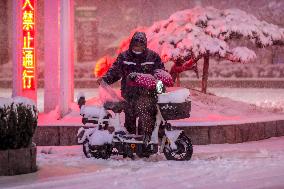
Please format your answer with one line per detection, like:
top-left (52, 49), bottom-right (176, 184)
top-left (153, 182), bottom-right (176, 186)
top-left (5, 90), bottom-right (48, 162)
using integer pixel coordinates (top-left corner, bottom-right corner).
top-left (118, 6), bottom-right (284, 93)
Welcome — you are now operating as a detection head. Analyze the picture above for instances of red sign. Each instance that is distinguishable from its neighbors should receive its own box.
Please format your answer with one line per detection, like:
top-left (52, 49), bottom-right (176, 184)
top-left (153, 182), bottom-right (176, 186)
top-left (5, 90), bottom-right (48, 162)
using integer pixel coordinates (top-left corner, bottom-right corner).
top-left (22, 0), bottom-right (35, 90)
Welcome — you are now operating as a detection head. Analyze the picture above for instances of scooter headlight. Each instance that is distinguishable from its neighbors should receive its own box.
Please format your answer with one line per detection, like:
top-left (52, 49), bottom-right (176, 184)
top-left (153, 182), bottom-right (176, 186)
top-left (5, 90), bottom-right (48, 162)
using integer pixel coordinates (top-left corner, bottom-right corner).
top-left (156, 80), bottom-right (164, 94)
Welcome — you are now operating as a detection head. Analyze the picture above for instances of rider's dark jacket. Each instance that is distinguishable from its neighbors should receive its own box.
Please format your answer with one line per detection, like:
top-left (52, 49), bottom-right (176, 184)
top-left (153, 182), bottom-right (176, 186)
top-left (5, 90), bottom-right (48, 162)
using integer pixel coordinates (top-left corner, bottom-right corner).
top-left (102, 32), bottom-right (165, 100)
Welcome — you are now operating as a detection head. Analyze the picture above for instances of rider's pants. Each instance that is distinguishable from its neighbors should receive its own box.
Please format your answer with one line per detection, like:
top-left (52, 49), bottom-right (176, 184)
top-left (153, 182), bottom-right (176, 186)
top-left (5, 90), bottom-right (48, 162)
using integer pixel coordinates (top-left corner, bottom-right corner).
top-left (124, 95), bottom-right (157, 135)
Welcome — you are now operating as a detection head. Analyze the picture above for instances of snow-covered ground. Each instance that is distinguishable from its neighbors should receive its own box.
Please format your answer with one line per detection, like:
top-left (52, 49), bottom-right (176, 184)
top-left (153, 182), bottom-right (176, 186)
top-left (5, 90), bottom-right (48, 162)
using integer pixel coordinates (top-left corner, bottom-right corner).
top-left (208, 88), bottom-right (284, 112)
top-left (1, 88), bottom-right (284, 188)
top-left (1, 137), bottom-right (284, 189)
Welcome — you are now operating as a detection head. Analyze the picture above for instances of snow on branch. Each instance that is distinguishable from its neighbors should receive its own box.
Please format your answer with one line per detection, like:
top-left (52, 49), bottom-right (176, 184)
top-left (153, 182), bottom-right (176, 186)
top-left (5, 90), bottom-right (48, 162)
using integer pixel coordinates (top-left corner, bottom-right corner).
top-left (226, 47), bottom-right (257, 63)
top-left (203, 8), bottom-right (284, 47)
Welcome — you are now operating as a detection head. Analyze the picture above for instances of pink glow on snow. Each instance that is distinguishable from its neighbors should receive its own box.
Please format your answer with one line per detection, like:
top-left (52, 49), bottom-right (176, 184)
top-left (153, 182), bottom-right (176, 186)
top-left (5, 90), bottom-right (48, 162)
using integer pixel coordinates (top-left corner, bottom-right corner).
top-left (37, 86), bottom-right (284, 127)
top-left (183, 114), bottom-right (241, 122)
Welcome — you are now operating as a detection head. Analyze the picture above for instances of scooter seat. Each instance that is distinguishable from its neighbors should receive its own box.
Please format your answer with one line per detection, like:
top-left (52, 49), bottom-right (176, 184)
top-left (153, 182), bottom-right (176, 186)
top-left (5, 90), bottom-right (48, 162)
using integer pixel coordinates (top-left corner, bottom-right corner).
top-left (114, 134), bottom-right (144, 141)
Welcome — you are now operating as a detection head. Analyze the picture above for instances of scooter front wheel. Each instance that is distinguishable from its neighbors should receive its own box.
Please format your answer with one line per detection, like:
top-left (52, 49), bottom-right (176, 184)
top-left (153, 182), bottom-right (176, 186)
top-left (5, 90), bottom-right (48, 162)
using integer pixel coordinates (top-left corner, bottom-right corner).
top-left (163, 133), bottom-right (193, 161)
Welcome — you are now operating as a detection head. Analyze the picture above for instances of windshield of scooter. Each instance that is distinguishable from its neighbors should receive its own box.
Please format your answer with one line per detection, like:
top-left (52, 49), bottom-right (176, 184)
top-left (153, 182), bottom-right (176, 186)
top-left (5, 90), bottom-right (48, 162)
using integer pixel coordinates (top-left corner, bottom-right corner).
top-left (98, 80), bottom-right (124, 104)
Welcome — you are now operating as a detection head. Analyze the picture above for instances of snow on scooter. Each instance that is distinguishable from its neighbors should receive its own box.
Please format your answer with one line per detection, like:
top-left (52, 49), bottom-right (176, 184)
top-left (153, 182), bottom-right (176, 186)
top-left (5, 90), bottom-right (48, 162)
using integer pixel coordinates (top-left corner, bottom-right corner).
top-left (77, 72), bottom-right (193, 161)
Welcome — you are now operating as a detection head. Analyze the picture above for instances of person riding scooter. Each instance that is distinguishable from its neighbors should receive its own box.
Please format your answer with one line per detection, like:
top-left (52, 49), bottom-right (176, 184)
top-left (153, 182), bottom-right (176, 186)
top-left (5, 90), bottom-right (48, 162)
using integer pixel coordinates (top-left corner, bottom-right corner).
top-left (99, 32), bottom-right (167, 146)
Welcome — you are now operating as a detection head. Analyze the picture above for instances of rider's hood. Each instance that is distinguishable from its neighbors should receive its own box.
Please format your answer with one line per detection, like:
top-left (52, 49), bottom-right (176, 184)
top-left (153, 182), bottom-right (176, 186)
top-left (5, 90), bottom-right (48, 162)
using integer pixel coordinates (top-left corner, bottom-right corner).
top-left (129, 32), bottom-right (147, 55)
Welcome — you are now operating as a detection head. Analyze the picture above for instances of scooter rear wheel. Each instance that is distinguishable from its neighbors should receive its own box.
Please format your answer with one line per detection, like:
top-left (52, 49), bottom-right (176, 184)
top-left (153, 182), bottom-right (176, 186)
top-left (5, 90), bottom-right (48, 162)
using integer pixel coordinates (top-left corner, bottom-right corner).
top-left (163, 133), bottom-right (193, 161)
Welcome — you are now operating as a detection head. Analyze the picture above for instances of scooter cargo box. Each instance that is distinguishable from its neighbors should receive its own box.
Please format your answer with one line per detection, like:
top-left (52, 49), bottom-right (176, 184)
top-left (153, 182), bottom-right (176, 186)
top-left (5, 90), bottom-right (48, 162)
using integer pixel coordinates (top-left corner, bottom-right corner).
top-left (158, 100), bottom-right (191, 120)
top-left (157, 88), bottom-right (191, 120)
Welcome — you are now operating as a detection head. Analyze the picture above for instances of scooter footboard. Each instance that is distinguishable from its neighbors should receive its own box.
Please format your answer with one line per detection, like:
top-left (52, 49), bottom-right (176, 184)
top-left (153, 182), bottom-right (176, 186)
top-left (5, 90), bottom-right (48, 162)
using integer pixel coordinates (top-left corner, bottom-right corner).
top-left (112, 141), bottom-right (158, 157)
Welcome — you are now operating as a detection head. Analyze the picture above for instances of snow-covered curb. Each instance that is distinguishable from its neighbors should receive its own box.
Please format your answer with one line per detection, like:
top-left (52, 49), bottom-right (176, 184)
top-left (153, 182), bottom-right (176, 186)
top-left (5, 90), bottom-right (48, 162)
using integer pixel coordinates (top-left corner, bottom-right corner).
top-left (33, 118), bottom-right (284, 146)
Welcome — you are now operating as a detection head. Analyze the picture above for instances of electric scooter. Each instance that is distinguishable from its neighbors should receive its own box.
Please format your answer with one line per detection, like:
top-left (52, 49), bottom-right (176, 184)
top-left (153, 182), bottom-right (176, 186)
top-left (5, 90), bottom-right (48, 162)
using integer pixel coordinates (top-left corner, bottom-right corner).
top-left (77, 84), bottom-right (193, 161)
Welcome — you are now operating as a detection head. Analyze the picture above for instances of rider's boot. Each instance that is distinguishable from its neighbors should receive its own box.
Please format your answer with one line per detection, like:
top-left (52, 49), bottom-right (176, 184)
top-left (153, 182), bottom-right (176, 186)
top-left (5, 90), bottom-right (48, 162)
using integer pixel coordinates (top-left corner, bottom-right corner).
top-left (139, 133), bottom-right (151, 158)
top-left (143, 132), bottom-right (151, 146)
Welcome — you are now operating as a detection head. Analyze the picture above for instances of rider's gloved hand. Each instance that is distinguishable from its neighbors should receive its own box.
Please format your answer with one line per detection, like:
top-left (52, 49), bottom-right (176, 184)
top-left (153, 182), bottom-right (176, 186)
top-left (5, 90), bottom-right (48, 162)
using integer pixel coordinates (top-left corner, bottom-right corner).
top-left (128, 73), bottom-right (137, 81)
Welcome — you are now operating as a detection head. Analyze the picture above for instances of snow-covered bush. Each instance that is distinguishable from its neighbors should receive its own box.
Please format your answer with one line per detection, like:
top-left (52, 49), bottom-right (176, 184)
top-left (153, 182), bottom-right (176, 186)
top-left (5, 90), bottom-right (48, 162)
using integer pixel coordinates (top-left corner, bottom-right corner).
top-left (0, 97), bottom-right (38, 150)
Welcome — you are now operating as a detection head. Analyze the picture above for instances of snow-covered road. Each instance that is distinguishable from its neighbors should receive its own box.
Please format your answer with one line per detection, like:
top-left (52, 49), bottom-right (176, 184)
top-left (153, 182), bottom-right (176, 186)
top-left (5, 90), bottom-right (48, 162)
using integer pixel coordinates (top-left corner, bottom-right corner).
top-left (1, 137), bottom-right (284, 189)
